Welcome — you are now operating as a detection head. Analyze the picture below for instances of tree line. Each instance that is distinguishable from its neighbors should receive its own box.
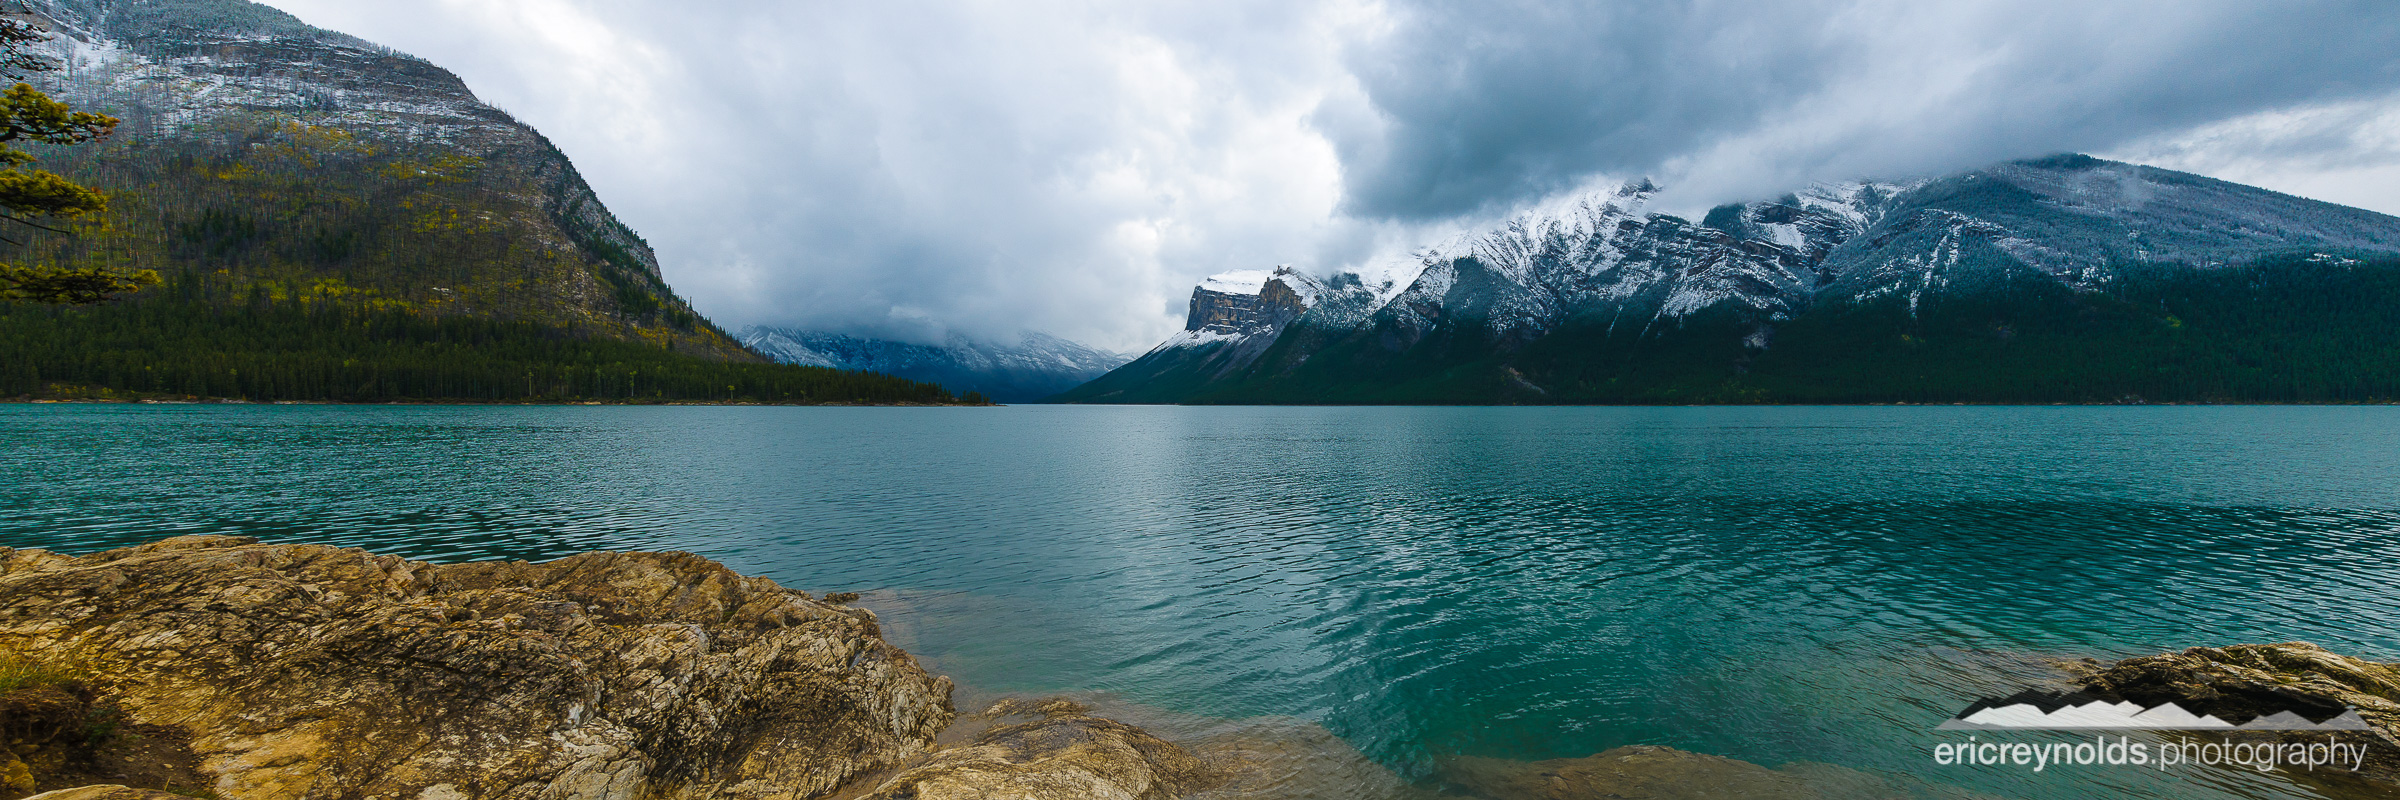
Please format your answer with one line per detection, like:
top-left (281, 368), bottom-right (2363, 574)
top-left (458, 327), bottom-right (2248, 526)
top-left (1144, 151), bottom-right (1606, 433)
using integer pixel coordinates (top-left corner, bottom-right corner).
top-left (0, 289), bottom-right (964, 403)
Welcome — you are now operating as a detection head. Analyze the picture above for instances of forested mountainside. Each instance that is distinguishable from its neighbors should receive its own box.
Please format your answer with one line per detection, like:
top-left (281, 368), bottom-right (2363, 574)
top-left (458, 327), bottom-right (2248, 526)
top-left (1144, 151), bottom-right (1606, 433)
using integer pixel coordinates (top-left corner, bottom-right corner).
top-left (0, 0), bottom-right (961, 403)
top-left (740, 327), bottom-right (1128, 403)
top-left (1059, 156), bottom-right (2400, 404)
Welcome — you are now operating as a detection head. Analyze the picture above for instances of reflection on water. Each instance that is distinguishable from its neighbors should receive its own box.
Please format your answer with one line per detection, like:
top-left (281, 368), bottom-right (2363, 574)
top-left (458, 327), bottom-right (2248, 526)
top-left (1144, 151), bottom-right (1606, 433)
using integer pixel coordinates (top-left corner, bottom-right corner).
top-left (6, 404), bottom-right (2399, 799)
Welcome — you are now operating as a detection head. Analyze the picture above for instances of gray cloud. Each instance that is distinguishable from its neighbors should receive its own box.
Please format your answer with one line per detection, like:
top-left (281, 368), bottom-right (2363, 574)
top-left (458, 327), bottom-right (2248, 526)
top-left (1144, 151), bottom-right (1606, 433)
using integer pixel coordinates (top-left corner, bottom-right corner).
top-left (2104, 91), bottom-right (2400, 217)
top-left (1326, 1), bottom-right (1838, 218)
top-left (259, 0), bottom-right (2400, 351)
top-left (1338, 0), bottom-right (2400, 218)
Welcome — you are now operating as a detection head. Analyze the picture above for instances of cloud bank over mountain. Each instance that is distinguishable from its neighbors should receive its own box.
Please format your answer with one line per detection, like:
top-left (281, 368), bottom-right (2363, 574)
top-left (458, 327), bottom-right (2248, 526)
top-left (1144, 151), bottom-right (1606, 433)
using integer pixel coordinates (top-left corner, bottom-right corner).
top-left (257, 0), bottom-right (2400, 351)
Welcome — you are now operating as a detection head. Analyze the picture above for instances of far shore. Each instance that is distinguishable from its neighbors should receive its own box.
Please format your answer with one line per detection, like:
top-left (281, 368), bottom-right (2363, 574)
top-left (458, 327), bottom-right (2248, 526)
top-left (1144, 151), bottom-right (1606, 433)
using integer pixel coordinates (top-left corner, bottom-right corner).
top-left (0, 397), bottom-right (997, 407)
top-left (9, 397), bottom-right (2400, 408)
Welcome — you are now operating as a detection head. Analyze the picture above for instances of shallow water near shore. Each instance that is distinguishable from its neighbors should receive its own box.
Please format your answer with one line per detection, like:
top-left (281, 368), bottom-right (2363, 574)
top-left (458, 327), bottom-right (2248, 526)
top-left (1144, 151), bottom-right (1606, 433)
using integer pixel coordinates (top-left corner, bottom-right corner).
top-left (6, 404), bottom-right (2399, 798)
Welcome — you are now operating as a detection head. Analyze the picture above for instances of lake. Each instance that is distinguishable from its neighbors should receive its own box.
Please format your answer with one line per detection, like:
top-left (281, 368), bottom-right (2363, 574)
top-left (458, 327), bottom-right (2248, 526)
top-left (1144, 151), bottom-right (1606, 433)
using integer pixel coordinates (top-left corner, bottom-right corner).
top-left (6, 404), bottom-right (2398, 799)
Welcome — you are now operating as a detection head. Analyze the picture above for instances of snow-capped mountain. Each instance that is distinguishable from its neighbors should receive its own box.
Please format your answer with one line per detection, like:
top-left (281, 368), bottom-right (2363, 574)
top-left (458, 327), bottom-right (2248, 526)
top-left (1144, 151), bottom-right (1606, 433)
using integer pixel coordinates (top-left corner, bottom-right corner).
top-left (1061, 155), bottom-right (2400, 404)
top-left (739, 328), bottom-right (1128, 402)
top-left (1372, 178), bottom-right (1916, 348)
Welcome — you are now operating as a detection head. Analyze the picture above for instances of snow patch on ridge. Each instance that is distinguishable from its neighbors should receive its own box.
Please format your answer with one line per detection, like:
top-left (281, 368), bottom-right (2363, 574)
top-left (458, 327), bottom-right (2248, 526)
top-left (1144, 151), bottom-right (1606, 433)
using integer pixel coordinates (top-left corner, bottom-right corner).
top-left (1199, 270), bottom-right (1275, 295)
top-left (1153, 328), bottom-right (1242, 351)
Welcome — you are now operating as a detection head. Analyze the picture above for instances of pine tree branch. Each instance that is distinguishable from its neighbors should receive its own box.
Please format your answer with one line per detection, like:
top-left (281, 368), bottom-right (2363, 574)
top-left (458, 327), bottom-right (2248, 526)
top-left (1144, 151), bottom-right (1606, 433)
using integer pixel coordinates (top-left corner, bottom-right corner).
top-left (0, 213), bottom-right (69, 233)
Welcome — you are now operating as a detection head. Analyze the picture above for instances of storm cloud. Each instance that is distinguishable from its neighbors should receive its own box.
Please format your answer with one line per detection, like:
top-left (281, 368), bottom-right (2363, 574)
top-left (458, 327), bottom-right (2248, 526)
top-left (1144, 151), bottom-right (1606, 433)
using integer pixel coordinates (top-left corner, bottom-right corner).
top-left (1336, 1), bottom-right (2400, 219)
top-left (258, 0), bottom-right (2400, 351)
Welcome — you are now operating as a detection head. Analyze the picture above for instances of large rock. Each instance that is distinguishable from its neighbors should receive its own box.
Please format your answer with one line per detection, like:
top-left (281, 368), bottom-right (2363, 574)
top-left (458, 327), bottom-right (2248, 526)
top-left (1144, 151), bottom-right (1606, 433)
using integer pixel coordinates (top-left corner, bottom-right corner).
top-left (2073, 642), bottom-right (2400, 787)
top-left (0, 536), bottom-right (955, 799)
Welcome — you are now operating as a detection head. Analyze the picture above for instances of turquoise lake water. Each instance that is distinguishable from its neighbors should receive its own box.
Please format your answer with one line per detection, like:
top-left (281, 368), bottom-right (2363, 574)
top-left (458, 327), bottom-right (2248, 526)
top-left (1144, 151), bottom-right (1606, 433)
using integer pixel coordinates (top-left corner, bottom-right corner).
top-left (5, 404), bottom-right (2398, 798)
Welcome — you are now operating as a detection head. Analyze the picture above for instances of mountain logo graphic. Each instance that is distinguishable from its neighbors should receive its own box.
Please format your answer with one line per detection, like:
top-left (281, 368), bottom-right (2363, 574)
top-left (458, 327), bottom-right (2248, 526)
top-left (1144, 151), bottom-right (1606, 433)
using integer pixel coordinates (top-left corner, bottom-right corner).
top-left (1937, 691), bottom-right (2372, 731)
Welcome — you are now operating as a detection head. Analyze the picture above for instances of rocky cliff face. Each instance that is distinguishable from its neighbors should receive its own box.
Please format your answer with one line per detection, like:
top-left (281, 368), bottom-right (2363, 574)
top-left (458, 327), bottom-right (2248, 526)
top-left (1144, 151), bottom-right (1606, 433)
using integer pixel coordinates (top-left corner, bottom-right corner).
top-left (14, 0), bottom-right (753, 359)
top-left (1183, 269), bottom-right (1317, 339)
top-left (1048, 267), bottom-right (1337, 403)
top-left (737, 328), bottom-right (1128, 403)
top-left (1066, 155), bottom-right (2400, 404)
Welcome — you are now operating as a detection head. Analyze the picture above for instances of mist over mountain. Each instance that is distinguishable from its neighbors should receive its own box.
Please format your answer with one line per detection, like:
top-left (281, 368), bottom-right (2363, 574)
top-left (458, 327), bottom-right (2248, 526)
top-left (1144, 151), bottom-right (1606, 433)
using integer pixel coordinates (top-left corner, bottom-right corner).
top-left (741, 328), bottom-right (1127, 403)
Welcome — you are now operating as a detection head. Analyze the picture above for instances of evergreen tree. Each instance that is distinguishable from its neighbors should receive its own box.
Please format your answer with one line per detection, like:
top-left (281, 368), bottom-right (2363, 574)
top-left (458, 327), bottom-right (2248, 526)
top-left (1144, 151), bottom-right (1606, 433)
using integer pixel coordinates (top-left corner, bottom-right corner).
top-left (0, 10), bottom-right (153, 304)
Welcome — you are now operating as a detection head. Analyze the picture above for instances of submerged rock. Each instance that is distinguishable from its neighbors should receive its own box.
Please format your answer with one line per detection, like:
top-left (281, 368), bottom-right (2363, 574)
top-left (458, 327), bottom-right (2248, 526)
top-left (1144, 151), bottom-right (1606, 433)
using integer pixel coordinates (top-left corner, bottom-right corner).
top-left (1185, 716), bottom-right (1437, 800)
top-left (920, 691), bottom-right (1436, 800)
top-left (1440, 746), bottom-right (1983, 800)
top-left (0, 535), bottom-right (956, 799)
top-left (24, 788), bottom-right (191, 800)
top-left (856, 697), bottom-right (1220, 800)
top-left (2072, 642), bottom-right (2400, 787)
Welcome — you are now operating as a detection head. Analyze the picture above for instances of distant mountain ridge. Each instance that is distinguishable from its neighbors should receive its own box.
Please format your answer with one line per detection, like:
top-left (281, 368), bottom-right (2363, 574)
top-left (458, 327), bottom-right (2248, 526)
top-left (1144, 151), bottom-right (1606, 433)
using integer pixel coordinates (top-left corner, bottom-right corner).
top-left (19, 0), bottom-right (745, 356)
top-left (740, 328), bottom-right (1128, 403)
top-left (1059, 155), bottom-right (2400, 404)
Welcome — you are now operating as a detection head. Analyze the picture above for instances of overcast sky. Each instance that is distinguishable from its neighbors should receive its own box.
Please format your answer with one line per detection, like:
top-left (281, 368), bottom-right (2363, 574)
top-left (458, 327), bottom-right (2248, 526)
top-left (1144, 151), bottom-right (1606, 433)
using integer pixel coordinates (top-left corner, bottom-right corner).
top-left (257, 0), bottom-right (2400, 352)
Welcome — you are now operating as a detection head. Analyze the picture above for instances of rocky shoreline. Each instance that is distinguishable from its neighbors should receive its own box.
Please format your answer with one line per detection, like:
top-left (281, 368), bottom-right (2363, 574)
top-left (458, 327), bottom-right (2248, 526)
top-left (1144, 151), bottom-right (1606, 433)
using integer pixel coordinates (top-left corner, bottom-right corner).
top-left (2, 537), bottom-right (2396, 799)
top-left (0, 536), bottom-right (1036, 799)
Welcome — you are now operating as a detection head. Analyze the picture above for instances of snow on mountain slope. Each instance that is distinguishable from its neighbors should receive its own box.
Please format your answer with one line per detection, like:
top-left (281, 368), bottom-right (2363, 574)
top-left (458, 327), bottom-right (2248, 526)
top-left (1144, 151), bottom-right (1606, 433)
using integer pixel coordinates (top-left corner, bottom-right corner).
top-left (1821, 154), bottom-right (2400, 303)
top-left (1357, 177), bottom-right (1913, 350)
top-left (1154, 153), bottom-right (2400, 365)
top-left (33, 0), bottom-right (520, 146)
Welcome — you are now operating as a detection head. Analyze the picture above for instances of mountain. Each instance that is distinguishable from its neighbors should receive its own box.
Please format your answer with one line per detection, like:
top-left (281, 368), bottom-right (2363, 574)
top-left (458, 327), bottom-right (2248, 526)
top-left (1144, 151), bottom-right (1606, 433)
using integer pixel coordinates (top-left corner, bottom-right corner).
top-left (20, 0), bottom-right (738, 350)
top-left (740, 327), bottom-right (1129, 403)
top-left (0, 0), bottom-right (962, 404)
top-left (1058, 155), bottom-right (2400, 404)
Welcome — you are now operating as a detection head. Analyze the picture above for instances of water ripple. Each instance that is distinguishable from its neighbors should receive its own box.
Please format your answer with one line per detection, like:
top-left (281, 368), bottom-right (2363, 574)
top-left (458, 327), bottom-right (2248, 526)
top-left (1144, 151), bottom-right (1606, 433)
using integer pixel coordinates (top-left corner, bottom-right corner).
top-left (6, 404), bottom-right (2398, 799)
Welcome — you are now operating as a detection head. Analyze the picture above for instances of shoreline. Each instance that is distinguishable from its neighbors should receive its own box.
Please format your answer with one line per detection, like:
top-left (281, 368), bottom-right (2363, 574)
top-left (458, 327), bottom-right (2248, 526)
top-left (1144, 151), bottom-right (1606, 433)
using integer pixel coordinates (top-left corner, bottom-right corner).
top-left (0, 397), bottom-right (996, 407)
top-left (3, 538), bottom-right (2394, 799)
